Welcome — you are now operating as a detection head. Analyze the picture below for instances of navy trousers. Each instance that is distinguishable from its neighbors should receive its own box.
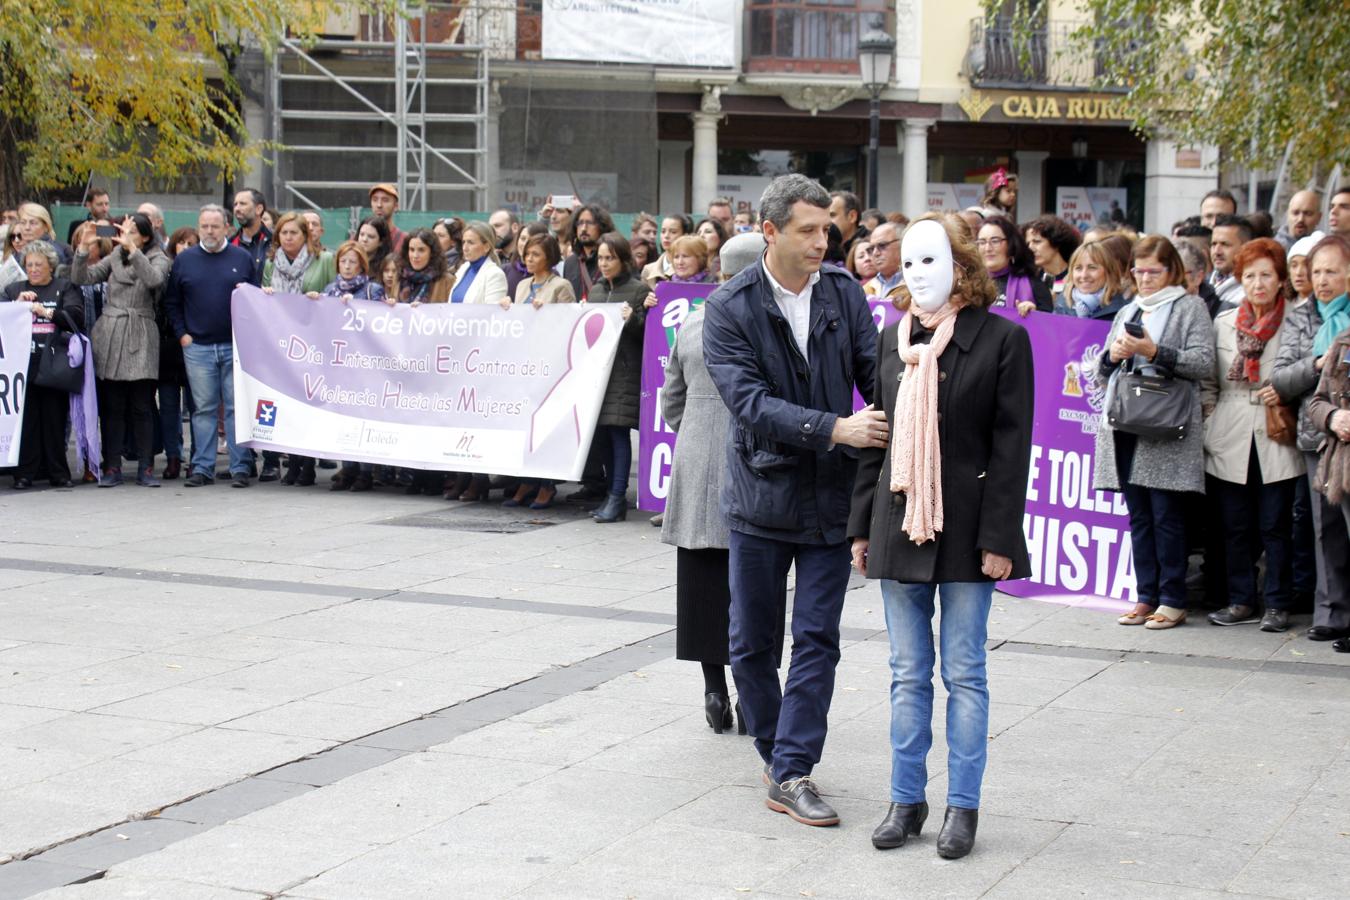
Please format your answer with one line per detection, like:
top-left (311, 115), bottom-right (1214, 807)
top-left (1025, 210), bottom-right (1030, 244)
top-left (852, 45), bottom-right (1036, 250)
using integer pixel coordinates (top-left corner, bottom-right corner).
top-left (728, 530), bottom-right (851, 783)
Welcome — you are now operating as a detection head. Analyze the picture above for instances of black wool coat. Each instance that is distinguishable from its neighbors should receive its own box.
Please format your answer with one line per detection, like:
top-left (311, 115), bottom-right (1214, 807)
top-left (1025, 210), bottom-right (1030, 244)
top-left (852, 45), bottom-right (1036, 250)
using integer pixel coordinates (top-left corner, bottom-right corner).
top-left (848, 304), bottom-right (1035, 583)
top-left (589, 270), bottom-right (649, 428)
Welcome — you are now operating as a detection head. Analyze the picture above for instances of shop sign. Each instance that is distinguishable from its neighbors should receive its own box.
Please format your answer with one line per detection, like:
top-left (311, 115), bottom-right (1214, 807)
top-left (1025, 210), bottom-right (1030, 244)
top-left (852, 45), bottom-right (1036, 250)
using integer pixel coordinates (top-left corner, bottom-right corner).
top-left (959, 90), bottom-right (1130, 123)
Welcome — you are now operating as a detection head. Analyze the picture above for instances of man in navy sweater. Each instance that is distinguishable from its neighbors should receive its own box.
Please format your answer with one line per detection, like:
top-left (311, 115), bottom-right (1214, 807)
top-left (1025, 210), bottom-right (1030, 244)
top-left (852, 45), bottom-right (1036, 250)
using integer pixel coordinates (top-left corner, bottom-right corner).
top-left (164, 204), bottom-right (259, 488)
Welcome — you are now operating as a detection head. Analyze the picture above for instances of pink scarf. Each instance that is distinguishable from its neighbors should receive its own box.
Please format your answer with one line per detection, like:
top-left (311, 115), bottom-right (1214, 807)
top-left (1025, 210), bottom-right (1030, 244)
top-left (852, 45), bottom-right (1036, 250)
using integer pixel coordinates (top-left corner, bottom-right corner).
top-left (890, 302), bottom-right (962, 544)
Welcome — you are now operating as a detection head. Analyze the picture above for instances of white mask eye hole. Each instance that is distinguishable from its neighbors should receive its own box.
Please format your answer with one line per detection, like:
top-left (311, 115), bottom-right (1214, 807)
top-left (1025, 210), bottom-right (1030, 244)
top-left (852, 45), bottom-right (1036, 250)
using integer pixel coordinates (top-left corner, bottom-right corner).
top-left (903, 260), bottom-right (911, 268)
top-left (922, 256), bottom-right (934, 265)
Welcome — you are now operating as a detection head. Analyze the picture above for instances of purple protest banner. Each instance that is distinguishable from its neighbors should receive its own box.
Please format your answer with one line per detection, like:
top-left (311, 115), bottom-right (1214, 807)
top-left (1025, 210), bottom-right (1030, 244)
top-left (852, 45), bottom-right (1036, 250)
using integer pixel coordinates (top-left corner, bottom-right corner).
top-left (638, 294), bottom-right (1135, 607)
top-left (231, 286), bottom-right (623, 481)
top-left (638, 281), bottom-right (715, 512)
top-left (638, 286), bottom-right (902, 512)
top-left (989, 307), bottom-right (1134, 609)
top-left (0, 303), bottom-right (34, 466)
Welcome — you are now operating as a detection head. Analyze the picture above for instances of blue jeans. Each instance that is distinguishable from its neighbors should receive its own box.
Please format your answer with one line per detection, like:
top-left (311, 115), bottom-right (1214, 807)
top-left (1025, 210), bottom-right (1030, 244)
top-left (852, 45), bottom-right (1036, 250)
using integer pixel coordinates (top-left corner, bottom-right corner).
top-left (728, 531), bottom-right (851, 782)
top-left (1116, 433), bottom-right (1189, 609)
top-left (183, 341), bottom-right (249, 478)
top-left (881, 580), bottom-right (993, 810)
top-left (597, 425), bottom-right (632, 497)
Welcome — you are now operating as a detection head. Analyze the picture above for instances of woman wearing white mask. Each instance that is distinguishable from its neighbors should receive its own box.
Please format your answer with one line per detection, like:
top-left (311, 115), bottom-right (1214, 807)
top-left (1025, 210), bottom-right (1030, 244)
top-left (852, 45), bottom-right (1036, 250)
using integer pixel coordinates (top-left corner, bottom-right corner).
top-left (848, 212), bottom-right (1035, 860)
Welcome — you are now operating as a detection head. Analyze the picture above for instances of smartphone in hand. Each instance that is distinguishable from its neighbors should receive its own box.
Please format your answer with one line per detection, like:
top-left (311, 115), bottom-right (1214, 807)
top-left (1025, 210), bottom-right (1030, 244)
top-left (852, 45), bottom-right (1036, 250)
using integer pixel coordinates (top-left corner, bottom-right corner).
top-left (1123, 321), bottom-right (1146, 339)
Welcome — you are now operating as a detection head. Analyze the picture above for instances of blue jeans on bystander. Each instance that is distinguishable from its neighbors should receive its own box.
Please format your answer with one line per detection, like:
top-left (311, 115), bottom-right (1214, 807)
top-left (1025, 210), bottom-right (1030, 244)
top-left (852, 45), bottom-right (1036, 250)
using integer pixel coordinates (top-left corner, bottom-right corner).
top-left (183, 341), bottom-right (250, 478)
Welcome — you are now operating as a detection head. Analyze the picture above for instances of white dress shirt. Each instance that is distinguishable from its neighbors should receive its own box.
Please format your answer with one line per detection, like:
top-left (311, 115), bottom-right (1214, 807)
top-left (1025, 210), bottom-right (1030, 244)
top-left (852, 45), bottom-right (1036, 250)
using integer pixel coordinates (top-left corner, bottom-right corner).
top-left (762, 260), bottom-right (820, 364)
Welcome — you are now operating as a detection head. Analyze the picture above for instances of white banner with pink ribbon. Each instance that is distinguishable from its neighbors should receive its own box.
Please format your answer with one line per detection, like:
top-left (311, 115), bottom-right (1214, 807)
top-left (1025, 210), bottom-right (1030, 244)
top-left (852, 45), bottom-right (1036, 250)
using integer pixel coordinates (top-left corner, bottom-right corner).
top-left (230, 286), bottom-right (623, 481)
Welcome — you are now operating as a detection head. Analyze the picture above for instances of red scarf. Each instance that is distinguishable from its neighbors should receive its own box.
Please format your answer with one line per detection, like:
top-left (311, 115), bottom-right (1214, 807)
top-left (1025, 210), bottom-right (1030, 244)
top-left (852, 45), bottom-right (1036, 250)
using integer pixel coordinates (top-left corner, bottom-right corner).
top-left (1228, 296), bottom-right (1284, 384)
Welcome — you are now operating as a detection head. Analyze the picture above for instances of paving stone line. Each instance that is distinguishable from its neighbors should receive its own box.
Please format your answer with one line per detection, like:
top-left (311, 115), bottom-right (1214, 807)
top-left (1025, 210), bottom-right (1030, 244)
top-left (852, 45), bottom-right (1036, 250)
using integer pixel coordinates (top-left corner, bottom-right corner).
top-left (0, 631), bottom-right (677, 899)
top-left (9, 558), bottom-right (1349, 680)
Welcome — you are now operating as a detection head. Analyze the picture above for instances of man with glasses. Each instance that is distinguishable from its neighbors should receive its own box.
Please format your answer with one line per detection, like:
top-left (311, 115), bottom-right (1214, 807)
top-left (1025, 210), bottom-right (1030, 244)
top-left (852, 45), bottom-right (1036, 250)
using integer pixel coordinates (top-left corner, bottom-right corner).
top-left (861, 222), bottom-right (903, 301)
top-left (561, 204), bottom-right (614, 303)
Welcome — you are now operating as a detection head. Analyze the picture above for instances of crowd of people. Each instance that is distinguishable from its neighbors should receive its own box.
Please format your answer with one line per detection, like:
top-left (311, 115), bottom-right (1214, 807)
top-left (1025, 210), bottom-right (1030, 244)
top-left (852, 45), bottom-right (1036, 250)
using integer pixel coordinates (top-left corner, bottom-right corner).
top-left (6, 168), bottom-right (1350, 858)
top-left (3, 175), bottom-right (1350, 645)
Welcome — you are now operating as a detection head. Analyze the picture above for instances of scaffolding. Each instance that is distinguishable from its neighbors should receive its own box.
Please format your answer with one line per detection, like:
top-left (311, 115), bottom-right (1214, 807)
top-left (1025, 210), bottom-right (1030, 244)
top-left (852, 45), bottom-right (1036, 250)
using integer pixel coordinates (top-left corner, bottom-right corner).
top-left (267, 4), bottom-right (489, 213)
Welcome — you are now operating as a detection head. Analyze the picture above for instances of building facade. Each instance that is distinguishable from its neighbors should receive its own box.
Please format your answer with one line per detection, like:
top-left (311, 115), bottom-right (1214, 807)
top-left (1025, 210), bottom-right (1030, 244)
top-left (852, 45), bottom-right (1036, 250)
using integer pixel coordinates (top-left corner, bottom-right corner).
top-left (104, 1), bottom-right (1220, 233)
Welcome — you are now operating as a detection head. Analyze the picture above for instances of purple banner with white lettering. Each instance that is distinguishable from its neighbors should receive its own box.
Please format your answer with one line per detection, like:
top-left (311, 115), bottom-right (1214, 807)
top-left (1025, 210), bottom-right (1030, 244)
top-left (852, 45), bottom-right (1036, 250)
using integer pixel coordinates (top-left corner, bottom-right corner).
top-left (638, 296), bottom-right (1134, 607)
top-left (638, 286), bottom-right (902, 511)
top-left (231, 286), bottom-right (623, 481)
top-left (989, 307), bottom-right (1134, 608)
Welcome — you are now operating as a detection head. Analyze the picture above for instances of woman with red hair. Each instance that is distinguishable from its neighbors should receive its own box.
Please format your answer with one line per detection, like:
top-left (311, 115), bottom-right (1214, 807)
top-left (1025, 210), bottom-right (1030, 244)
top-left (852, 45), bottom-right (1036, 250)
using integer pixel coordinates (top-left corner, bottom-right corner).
top-left (1202, 238), bottom-right (1306, 632)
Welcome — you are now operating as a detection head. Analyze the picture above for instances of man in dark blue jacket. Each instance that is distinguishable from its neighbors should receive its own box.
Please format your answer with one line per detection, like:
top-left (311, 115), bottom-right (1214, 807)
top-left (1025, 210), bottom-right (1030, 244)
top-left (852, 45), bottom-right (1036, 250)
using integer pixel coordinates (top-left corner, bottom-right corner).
top-left (164, 204), bottom-right (258, 488)
top-left (703, 174), bottom-right (887, 828)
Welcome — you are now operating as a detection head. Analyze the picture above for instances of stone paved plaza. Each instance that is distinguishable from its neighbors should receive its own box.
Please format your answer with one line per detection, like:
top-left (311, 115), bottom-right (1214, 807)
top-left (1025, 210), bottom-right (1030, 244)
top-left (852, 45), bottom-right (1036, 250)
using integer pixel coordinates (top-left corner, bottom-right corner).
top-left (1, 479), bottom-right (1347, 899)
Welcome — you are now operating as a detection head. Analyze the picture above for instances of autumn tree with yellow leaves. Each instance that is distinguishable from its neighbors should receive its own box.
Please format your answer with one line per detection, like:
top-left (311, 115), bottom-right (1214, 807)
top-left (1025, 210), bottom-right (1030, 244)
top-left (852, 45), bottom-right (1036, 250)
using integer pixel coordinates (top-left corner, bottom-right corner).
top-left (988, 0), bottom-right (1350, 175)
top-left (0, 2), bottom-right (378, 206)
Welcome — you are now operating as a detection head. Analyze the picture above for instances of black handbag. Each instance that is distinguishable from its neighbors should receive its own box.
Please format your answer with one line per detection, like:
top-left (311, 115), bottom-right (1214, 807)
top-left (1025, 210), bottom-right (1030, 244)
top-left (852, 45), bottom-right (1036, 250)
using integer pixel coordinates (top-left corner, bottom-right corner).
top-left (33, 309), bottom-right (85, 393)
top-left (1107, 364), bottom-right (1193, 441)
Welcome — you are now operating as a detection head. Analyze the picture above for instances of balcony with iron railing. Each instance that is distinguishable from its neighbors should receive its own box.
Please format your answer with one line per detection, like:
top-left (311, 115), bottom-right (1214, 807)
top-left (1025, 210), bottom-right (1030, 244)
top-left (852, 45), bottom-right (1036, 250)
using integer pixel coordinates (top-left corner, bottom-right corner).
top-left (966, 17), bottom-right (1126, 91)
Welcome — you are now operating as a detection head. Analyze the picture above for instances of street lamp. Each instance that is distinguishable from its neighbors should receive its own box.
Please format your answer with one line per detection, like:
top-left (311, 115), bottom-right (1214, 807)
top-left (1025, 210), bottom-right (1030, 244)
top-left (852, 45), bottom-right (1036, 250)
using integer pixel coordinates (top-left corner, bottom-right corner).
top-left (858, 17), bottom-right (895, 209)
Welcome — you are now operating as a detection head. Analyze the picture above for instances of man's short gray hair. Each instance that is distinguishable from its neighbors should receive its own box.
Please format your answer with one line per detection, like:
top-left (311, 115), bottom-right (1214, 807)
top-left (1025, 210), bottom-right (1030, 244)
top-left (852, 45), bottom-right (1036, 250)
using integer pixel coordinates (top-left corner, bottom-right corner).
top-left (199, 203), bottom-right (228, 224)
top-left (758, 175), bottom-right (830, 231)
top-left (20, 240), bottom-right (60, 272)
top-left (1175, 239), bottom-right (1209, 275)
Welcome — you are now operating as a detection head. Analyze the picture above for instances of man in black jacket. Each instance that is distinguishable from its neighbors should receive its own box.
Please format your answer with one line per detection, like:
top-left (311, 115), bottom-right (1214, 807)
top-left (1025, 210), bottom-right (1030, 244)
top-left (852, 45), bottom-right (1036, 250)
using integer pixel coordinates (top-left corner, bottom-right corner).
top-left (561, 204), bottom-right (613, 303)
top-left (703, 174), bottom-right (887, 828)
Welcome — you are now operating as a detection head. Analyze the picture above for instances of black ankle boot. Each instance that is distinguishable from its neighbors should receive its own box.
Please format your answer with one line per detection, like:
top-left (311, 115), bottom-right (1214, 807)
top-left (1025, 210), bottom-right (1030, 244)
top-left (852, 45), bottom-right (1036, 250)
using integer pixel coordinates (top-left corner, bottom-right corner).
top-left (872, 801), bottom-right (929, 849)
top-left (735, 700), bottom-right (747, 735)
top-left (297, 459), bottom-right (316, 486)
top-left (704, 692), bottom-right (732, 734)
top-left (281, 459), bottom-right (300, 485)
top-left (936, 806), bottom-right (978, 859)
top-left (592, 492), bottom-right (627, 523)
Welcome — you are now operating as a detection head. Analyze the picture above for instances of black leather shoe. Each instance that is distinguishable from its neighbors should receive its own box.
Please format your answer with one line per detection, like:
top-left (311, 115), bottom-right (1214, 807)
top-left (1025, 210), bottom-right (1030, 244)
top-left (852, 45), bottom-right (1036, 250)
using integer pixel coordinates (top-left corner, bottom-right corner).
top-left (184, 473), bottom-right (214, 487)
top-left (12, 477), bottom-right (32, 490)
top-left (1307, 626), bottom-right (1350, 641)
top-left (736, 700), bottom-right (747, 735)
top-left (704, 692), bottom-right (733, 734)
top-left (231, 474), bottom-right (251, 488)
top-left (1333, 637), bottom-right (1350, 654)
top-left (259, 464), bottom-right (279, 482)
top-left (872, 801), bottom-right (929, 849)
top-left (766, 776), bottom-right (839, 827)
top-left (936, 806), bottom-right (978, 859)
top-left (566, 484), bottom-right (606, 502)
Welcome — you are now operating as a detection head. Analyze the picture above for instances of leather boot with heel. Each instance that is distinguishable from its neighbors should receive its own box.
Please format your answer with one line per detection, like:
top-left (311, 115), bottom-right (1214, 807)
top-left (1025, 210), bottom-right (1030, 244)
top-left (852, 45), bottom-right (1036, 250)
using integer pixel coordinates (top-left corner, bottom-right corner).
top-left (592, 492), bottom-right (627, 523)
top-left (936, 806), bottom-right (978, 859)
top-left (704, 692), bottom-right (732, 734)
top-left (872, 801), bottom-right (929, 849)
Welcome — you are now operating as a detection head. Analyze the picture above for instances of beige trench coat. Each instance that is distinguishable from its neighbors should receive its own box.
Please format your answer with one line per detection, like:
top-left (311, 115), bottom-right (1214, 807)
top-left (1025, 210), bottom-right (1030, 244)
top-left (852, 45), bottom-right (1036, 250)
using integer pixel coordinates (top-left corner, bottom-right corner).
top-left (1201, 307), bottom-right (1306, 485)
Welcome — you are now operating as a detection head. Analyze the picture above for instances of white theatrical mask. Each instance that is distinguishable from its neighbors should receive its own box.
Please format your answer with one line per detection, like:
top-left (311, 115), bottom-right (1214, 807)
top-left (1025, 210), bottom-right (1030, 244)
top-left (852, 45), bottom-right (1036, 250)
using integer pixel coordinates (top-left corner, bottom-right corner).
top-left (900, 220), bottom-right (955, 313)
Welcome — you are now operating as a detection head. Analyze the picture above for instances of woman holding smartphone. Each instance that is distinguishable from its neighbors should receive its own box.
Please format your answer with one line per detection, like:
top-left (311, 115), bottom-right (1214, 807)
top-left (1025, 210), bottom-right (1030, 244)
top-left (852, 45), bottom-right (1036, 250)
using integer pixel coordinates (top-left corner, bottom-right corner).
top-left (1093, 236), bottom-right (1214, 630)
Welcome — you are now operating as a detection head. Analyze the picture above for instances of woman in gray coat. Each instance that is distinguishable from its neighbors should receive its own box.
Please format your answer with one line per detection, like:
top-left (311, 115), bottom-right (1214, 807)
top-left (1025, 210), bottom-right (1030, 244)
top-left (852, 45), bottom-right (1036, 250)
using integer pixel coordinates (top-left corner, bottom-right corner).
top-left (660, 296), bottom-right (743, 734)
top-left (72, 213), bottom-right (171, 487)
top-left (1271, 234), bottom-right (1350, 640)
top-left (1093, 235), bottom-right (1215, 629)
